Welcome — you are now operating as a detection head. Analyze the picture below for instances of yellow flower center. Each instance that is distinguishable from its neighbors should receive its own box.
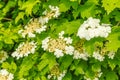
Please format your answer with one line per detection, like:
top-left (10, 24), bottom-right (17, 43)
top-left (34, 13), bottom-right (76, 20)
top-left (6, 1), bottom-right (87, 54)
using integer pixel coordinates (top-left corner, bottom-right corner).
top-left (48, 38), bottom-right (66, 52)
top-left (0, 75), bottom-right (8, 80)
top-left (23, 18), bottom-right (41, 35)
top-left (18, 42), bottom-right (34, 55)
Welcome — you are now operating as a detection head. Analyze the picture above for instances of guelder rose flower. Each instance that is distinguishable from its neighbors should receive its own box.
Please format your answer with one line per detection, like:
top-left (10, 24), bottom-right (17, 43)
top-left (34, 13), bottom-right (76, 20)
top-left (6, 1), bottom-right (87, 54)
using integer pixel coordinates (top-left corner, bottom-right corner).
top-left (107, 51), bottom-right (115, 59)
top-left (0, 69), bottom-right (14, 80)
top-left (77, 17), bottom-right (111, 40)
top-left (18, 18), bottom-right (47, 38)
top-left (39, 5), bottom-right (60, 24)
top-left (12, 41), bottom-right (37, 59)
top-left (49, 5), bottom-right (60, 18)
top-left (93, 51), bottom-right (105, 61)
top-left (73, 50), bottom-right (89, 60)
top-left (42, 31), bottom-right (74, 58)
top-left (54, 49), bottom-right (64, 58)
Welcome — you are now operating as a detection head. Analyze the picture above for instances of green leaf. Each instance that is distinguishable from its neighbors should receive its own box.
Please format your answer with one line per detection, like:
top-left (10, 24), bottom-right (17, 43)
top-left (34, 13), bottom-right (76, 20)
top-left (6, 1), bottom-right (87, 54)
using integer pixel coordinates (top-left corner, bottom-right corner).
top-left (3, 0), bottom-right (16, 14)
top-left (106, 71), bottom-right (118, 80)
top-left (108, 59), bottom-right (117, 70)
top-left (2, 62), bottom-right (10, 69)
top-left (106, 31), bottom-right (120, 52)
top-left (84, 38), bottom-right (104, 54)
top-left (59, 0), bottom-right (78, 12)
top-left (60, 55), bottom-right (73, 70)
top-left (19, 0), bottom-right (40, 15)
top-left (92, 63), bottom-right (101, 72)
top-left (18, 56), bottom-right (36, 79)
top-left (74, 61), bottom-right (87, 75)
top-left (102, 0), bottom-right (120, 14)
top-left (59, 3), bottom-right (69, 12)
top-left (2, 61), bottom-right (17, 73)
top-left (63, 72), bottom-right (72, 80)
top-left (15, 12), bottom-right (25, 23)
top-left (37, 53), bottom-right (56, 71)
top-left (55, 19), bottom-right (81, 35)
top-left (79, 1), bottom-right (98, 18)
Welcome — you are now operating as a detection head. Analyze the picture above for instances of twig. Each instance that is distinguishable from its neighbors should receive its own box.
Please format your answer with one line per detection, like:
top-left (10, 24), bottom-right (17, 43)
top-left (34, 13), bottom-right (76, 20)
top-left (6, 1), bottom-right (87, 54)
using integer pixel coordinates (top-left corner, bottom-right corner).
top-left (3, 18), bottom-right (12, 20)
top-left (116, 21), bottom-right (120, 26)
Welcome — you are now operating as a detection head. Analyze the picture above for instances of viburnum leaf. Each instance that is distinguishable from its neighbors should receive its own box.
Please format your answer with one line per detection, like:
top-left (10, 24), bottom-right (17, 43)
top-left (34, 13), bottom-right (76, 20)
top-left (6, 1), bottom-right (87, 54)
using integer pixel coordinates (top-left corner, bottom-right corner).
top-left (102, 0), bottom-right (120, 14)
top-left (106, 28), bottom-right (120, 52)
top-left (19, 0), bottom-right (40, 15)
top-left (15, 12), bottom-right (25, 23)
top-left (106, 71), bottom-right (118, 80)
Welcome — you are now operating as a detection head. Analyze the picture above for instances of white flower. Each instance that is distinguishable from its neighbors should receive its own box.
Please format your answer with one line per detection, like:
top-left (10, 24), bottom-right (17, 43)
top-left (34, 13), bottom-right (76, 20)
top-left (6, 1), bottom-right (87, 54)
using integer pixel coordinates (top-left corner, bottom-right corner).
top-left (42, 10), bottom-right (47, 15)
top-left (0, 51), bottom-right (8, 63)
top-left (64, 37), bottom-right (73, 44)
top-left (94, 77), bottom-right (99, 80)
top-left (0, 69), bottom-right (14, 80)
top-left (57, 71), bottom-right (66, 80)
top-left (107, 51), bottom-right (115, 59)
top-left (39, 17), bottom-right (49, 25)
top-left (49, 5), bottom-right (60, 18)
top-left (73, 50), bottom-right (80, 59)
top-left (86, 17), bottom-right (100, 28)
top-left (12, 41), bottom-right (37, 59)
top-left (77, 17), bottom-right (111, 40)
top-left (19, 18), bottom-right (47, 38)
top-left (42, 37), bottom-right (50, 50)
top-left (73, 50), bottom-right (89, 60)
top-left (65, 46), bottom-right (74, 55)
top-left (93, 51), bottom-right (105, 61)
top-left (54, 49), bottom-right (64, 58)
top-left (35, 25), bottom-right (47, 34)
top-left (28, 32), bottom-right (36, 38)
top-left (59, 31), bottom-right (64, 39)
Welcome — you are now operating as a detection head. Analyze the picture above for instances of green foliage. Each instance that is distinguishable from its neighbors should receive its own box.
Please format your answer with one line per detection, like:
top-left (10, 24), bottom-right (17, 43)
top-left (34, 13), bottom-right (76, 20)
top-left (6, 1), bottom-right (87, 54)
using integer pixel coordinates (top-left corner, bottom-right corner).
top-left (106, 26), bottom-right (120, 52)
top-left (102, 0), bottom-right (120, 14)
top-left (0, 0), bottom-right (120, 80)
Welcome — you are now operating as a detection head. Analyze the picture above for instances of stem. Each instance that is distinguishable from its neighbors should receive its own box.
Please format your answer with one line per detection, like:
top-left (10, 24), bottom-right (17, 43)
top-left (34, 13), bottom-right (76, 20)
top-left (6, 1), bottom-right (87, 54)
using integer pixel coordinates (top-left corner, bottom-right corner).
top-left (2, 18), bottom-right (12, 21)
top-left (116, 21), bottom-right (120, 26)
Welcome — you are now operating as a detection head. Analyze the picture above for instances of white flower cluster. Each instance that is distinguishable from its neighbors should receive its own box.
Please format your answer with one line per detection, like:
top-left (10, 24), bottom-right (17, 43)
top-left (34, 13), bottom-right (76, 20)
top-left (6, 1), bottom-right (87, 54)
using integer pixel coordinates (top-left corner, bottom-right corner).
top-left (93, 51), bottom-right (105, 61)
top-left (42, 31), bottom-right (74, 58)
top-left (19, 5), bottom-right (60, 38)
top-left (18, 18), bottom-right (47, 38)
top-left (0, 69), bottom-right (14, 80)
top-left (84, 70), bottom-right (102, 80)
top-left (57, 71), bottom-right (66, 80)
top-left (12, 41), bottom-right (37, 59)
top-left (93, 50), bottom-right (115, 61)
top-left (77, 17), bottom-right (111, 40)
top-left (39, 5), bottom-right (60, 25)
top-left (107, 51), bottom-right (115, 59)
top-left (0, 51), bottom-right (8, 63)
top-left (73, 50), bottom-right (89, 61)
top-left (48, 70), bottom-right (66, 80)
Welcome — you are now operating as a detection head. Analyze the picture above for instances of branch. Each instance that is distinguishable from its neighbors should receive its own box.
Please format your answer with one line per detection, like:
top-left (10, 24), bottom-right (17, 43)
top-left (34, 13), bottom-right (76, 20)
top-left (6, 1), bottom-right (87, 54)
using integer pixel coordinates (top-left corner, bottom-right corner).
top-left (2, 18), bottom-right (12, 21)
